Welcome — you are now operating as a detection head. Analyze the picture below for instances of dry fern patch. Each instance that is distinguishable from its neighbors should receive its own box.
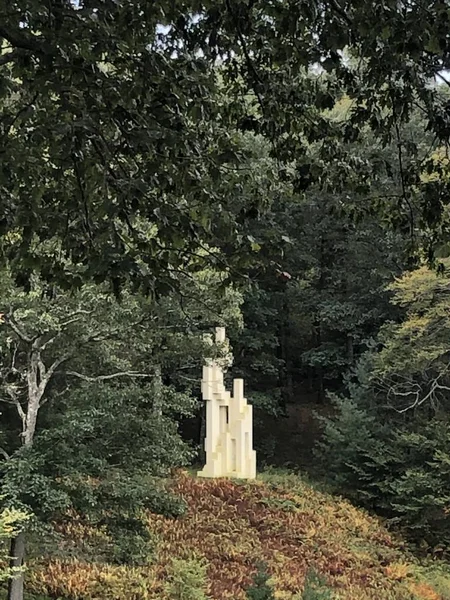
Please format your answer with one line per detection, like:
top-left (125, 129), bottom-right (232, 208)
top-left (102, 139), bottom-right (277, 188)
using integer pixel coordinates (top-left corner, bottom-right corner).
top-left (28, 470), bottom-right (450, 599)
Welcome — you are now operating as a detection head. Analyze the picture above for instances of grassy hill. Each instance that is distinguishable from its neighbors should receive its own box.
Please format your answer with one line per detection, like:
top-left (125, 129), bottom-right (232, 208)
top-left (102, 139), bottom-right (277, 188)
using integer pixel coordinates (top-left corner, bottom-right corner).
top-left (26, 471), bottom-right (450, 600)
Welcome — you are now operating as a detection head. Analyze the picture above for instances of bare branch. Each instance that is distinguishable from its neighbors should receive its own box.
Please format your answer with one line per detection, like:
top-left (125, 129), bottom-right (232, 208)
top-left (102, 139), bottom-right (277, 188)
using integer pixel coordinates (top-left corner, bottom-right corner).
top-left (436, 71), bottom-right (450, 89)
top-left (11, 342), bottom-right (19, 370)
top-left (13, 398), bottom-right (26, 427)
top-left (37, 357), bottom-right (47, 381)
top-left (178, 374), bottom-right (198, 383)
top-left (0, 447), bottom-right (10, 460)
top-left (380, 364), bottom-right (450, 413)
top-left (5, 315), bottom-right (33, 344)
top-left (59, 310), bottom-right (94, 329)
top-left (29, 311), bottom-right (96, 352)
top-left (42, 354), bottom-right (72, 386)
top-left (327, 0), bottom-right (352, 25)
top-left (0, 377), bottom-right (26, 405)
top-left (40, 384), bottom-right (71, 407)
top-left (74, 314), bottom-right (150, 347)
top-left (37, 335), bottom-right (59, 352)
top-left (65, 370), bottom-right (153, 382)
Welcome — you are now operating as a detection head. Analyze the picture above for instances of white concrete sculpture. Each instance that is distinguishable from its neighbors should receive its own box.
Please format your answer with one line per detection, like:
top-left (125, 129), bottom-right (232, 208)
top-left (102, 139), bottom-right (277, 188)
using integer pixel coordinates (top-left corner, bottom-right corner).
top-left (197, 327), bottom-right (257, 479)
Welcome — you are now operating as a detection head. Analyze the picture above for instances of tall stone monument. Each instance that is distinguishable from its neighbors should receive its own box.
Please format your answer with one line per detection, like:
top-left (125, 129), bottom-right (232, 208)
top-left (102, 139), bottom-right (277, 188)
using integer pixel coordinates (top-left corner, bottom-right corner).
top-left (197, 327), bottom-right (257, 479)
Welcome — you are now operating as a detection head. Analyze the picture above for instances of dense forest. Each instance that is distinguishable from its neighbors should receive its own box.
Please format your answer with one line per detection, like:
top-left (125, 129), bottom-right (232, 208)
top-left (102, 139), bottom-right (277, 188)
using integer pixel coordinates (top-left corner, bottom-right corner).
top-left (2, 1), bottom-right (450, 599)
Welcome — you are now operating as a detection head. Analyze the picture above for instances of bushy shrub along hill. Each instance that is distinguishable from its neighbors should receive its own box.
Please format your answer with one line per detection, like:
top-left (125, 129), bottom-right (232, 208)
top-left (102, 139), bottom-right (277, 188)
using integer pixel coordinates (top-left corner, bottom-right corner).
top-left (27, 471), bottom-right (450, 600)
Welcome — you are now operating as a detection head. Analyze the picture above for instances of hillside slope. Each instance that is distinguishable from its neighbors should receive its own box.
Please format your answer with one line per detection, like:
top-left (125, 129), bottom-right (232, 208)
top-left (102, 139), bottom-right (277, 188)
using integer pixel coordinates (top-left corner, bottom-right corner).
top-left (28, 471), bottom-right (450, 600)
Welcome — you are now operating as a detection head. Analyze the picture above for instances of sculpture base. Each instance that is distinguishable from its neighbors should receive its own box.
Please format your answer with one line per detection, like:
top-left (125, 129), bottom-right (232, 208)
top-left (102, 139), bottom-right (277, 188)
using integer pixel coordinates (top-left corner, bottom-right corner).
top-left (197, 471), bottom-right (256, 480)
top-left (197, 450), bottom-right (257, 480)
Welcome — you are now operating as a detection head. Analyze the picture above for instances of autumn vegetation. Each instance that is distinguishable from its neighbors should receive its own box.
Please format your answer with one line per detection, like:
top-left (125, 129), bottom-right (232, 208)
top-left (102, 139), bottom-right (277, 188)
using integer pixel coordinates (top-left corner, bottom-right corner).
top-left (12, 471), bottom-right (449, 600)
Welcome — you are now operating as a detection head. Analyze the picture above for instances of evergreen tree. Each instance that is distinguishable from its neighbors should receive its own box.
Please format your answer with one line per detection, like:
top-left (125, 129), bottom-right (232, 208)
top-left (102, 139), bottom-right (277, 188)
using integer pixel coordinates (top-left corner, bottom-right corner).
top-left (318, 259), bottom-right (450, 547)
top-left (245, 563), bottom-right (275, 600)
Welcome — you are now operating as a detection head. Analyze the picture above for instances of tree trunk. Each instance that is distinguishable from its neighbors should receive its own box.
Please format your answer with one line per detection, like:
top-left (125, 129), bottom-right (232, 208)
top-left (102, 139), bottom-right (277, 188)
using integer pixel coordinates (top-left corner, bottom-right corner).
top-left (279, 295), bottom-right (293, 408)
top-left (317, 365), bottom-right (325, 403)
top-left (8, 532), bottom-right (25, 600)
top-left (6, 337), bottom-right (54, 600)
top-left (152, 365), bottom-right (163, 417)
top-left (315, 320), bottom-right (325, 404)
top-left (316, 234), bottom-right (326, 404)
top-left (8, 357), bottom-right (42, 600)
top-left (346, 334), bottom-right (354, 365)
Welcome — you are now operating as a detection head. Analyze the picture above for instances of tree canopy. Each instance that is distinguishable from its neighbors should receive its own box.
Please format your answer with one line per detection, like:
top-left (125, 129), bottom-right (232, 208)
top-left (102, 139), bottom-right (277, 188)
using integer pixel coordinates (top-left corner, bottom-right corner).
top-left (2, 1), bottom-right (450, 292)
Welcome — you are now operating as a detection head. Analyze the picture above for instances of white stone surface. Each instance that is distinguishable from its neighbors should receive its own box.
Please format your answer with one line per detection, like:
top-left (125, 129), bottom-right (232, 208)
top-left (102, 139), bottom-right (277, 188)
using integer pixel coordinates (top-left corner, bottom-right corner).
top-left (197, 327), bottom-right (257, 479)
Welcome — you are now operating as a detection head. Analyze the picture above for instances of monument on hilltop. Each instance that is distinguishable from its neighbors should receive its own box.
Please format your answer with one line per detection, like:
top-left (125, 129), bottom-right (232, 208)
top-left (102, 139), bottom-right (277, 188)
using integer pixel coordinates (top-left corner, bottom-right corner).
top-left (197, 327), bottom-right (256, 480)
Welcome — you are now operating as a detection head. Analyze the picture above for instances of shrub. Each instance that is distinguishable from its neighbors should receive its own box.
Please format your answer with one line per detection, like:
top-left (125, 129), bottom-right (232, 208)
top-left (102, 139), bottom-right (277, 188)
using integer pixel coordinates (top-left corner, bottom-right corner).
top-left (299, 570), bottom-right (335, 600)
top-left (165, 557), bottom-right (210, 600)
top-left (105, 517), bottom-right (156, 566)
top-left (0, 505), bottom-right (30, 582)
top-left (316, 392), bottom-right (399, 510)
top-left (316, 365), bottom-right (450, 548)
top-left (245, 562), bottom-right (275, 600)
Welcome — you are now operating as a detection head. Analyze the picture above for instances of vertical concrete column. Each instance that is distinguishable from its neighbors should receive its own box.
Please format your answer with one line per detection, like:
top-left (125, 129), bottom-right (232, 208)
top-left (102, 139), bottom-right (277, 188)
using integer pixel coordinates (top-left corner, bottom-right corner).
top-left (198, 328), bottom-right (256, 480)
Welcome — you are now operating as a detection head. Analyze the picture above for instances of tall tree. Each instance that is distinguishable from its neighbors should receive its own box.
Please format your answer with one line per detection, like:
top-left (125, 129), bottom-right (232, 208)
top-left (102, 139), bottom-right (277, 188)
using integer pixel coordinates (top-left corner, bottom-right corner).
top-left (0, 266), bottom-right (242, 599)
top-left (318, 258), bottom-right (450, 549)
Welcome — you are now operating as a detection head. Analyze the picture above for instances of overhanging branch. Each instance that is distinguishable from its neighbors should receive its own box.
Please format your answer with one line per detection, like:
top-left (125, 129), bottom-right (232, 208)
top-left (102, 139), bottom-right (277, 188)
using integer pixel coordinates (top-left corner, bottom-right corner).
top-left (0, 49), bottom-right (21, 66)
top-left (0, 25), bottom-right (52, 56)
